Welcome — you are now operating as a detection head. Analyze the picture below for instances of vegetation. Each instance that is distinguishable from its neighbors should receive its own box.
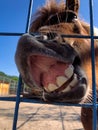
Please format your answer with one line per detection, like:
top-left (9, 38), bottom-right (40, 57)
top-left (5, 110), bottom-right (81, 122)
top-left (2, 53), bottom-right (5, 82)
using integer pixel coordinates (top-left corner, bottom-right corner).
top-left (0, 71), bottom-right (30, 93)
top-left (0, 71), bottom-right (18, 82)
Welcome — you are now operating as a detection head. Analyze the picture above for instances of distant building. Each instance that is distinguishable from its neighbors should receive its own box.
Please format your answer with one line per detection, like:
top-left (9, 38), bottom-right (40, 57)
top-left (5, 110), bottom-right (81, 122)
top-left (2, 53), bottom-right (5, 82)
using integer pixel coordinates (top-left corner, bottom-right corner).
top-left (0, 75), bottom-right (18, 95)
top-left (0, 81), bottom-right (10, 95)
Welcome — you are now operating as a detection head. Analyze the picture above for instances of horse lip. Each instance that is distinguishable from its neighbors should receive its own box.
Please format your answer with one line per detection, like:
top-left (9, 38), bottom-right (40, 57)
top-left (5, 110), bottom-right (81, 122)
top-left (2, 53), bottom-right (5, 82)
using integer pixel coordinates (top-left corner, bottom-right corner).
top-left (17, 33), bottom-right (78, 64)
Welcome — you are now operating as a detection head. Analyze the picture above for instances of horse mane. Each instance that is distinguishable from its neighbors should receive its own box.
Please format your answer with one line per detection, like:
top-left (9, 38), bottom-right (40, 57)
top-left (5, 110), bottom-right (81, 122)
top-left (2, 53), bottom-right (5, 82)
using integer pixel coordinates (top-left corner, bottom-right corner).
top-left (29, 0), bottom-right (98, 38)
top-left (29, 0), bottom-right (67, 32)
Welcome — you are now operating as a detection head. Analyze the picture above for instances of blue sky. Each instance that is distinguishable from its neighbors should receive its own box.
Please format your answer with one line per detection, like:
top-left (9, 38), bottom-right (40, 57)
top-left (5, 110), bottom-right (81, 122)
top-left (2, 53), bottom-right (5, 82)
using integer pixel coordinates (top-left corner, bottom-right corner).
top-left (0, 0), bottom-right (98, 76)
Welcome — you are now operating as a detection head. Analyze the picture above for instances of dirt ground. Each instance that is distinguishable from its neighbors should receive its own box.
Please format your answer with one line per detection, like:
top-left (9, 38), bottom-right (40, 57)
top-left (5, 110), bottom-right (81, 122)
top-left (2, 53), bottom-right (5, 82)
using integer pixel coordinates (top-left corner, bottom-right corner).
top-left (0, 101), bottom-right (83, 130)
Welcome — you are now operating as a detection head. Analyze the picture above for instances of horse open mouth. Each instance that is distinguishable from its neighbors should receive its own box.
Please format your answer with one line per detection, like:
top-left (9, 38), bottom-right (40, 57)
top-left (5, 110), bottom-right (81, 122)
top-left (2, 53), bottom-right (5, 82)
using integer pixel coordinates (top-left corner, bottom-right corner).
top-left (15, 33), bottom-right (88, 103)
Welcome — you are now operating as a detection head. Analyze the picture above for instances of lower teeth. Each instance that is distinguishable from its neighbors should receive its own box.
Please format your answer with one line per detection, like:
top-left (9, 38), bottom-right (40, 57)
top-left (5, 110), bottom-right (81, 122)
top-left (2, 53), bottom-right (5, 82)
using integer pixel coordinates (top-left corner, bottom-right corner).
top-left (45, 83), bottom-right (58, 92)
top-left (62, 86), bottom-right (71, 92)
top-left (44, 65), bottom-right (76, 93)
top-left (69, 74), bottom-right (78, 88)
top-left (44, 73), bottom-right (78, 93)
top-left (56, 76), bottom-right (67, 87)
top-left (61, 74), bottom-right (78, 92)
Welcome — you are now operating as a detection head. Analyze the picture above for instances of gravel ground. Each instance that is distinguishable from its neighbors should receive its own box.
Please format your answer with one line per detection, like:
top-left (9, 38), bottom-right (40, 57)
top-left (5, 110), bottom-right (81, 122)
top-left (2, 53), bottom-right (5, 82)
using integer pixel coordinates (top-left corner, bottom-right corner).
top-left (0, 101), bottom-right (83, 130)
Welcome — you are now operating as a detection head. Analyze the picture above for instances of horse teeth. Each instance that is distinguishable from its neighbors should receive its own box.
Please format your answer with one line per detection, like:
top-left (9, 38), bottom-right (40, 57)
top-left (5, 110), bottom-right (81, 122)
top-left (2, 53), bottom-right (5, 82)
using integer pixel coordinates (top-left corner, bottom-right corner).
top-left (44, 87), bottom-right (49, 92)
top-left (64, 65), bottom-right (74, 78)
top-left (69, 74), bottom-right (78, 88)
top-left (56, 76), bottom-right (68, 87)
top-left (46, 83), bottom-right (58, 92)
top-left (62, 86), bottom-right (71, 92)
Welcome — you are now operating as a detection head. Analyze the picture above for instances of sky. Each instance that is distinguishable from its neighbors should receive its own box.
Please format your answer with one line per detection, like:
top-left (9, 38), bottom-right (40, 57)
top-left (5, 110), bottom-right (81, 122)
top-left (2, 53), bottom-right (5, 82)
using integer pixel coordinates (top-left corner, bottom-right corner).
top-left (0, 0), bottom-right (98, 77)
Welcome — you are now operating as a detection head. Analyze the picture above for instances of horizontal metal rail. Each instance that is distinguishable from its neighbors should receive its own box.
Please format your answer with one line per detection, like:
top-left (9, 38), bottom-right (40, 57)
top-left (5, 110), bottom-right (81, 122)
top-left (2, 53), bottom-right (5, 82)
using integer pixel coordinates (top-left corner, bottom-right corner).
top-left (0, 96), bottom-right (98, 107)
top-left (0, 32), bottom-right (98, 39)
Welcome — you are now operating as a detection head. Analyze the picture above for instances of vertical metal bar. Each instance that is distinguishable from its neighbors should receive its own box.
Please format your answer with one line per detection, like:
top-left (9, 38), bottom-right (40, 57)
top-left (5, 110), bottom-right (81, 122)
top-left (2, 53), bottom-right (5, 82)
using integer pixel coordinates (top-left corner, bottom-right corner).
top-left (12, 75), bottom-right (22, 130)
top-left (89, 0), bottom-right (97, 130)
top-left (25, 0), bottom-right (33, 33)
top-left (12, 0), bottom-right (33, 130)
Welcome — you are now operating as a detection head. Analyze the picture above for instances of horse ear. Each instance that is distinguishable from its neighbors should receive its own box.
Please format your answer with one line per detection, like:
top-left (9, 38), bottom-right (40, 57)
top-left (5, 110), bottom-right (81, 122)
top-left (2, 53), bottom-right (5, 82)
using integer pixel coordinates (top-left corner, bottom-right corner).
top-left (66, 0), bottom-right (80, 14)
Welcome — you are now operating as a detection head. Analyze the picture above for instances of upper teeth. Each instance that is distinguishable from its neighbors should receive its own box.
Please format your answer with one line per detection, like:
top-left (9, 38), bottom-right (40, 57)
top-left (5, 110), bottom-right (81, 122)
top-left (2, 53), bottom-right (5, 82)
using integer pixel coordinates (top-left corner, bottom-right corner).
top-left (69, 74), bottom-right (78, 88)
top-left (56, 76), bottom-right (67, 87)
top-left (64, 65), bottom-right (74, 78)
top-left (44, 64), bottom-right (75, 93)
top-left (45, 83), bottom-right (58, 92)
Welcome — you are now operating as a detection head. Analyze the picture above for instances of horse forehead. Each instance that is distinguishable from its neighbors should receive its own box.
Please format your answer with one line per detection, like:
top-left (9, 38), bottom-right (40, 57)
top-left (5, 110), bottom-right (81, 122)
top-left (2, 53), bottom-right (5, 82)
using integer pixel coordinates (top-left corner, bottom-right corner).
top-left (39, 23), bottom-right (75, 35)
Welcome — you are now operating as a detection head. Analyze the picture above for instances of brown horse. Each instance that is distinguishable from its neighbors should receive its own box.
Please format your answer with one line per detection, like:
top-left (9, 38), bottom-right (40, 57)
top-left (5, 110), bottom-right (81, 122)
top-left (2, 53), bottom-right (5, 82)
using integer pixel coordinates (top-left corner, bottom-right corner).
top-left (15, 0), bottom-right (98, 129)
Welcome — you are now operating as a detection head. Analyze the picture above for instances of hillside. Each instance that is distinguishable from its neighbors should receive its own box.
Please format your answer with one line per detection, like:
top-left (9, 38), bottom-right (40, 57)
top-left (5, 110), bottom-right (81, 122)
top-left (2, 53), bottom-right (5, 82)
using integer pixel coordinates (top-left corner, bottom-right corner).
top-left (0, 71), bottom-right (18, 82)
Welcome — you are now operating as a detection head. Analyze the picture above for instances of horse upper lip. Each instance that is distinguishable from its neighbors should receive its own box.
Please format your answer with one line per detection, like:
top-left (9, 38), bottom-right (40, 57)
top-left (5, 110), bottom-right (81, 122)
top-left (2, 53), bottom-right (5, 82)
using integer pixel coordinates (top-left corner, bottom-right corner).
top-left (17, 33), bottom-right (78, 63)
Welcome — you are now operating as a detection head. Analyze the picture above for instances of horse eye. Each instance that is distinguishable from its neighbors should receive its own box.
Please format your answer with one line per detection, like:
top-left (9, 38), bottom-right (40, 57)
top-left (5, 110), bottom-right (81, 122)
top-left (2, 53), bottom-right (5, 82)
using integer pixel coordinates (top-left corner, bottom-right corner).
top-left (67, 12), bottom-right (77, 22)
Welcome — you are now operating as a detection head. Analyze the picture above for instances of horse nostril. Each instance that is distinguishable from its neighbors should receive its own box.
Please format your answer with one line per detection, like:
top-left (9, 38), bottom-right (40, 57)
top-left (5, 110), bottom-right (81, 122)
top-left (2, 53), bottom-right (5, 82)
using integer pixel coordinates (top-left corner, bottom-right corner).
top-left (46, 32), bottom-right (58, 40)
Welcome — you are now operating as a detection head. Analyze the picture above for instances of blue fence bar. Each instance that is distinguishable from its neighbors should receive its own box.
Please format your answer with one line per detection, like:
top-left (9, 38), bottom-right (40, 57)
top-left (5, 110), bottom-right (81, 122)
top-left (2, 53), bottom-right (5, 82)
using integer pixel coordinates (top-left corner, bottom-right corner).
top-left (25, 0), bottom-right (33, 33)
top-left (0, 0), bottom-right (98, 130)
top-left (0, 96), bottom-right (94, 107)
top-left (0, 32), bottom-right (24, 36)
top-left (12, 0), bottom-right (33, 130)
top-left (89, 0), bottom-right (97, 130)
top-left (12, 75), bottom-right (22, 130)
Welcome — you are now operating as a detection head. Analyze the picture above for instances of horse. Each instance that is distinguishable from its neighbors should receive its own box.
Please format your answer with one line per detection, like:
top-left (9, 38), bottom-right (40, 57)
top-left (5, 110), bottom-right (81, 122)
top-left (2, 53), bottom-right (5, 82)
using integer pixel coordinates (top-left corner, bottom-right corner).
top-left (15, 0), bottom-right (98, 129)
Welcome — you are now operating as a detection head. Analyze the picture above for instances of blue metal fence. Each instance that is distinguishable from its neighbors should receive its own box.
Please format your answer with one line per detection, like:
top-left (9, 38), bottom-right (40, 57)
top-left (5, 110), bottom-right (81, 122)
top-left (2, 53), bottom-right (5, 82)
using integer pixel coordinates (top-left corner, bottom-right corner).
top-left (0, 0), bottom-right (98, 130)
